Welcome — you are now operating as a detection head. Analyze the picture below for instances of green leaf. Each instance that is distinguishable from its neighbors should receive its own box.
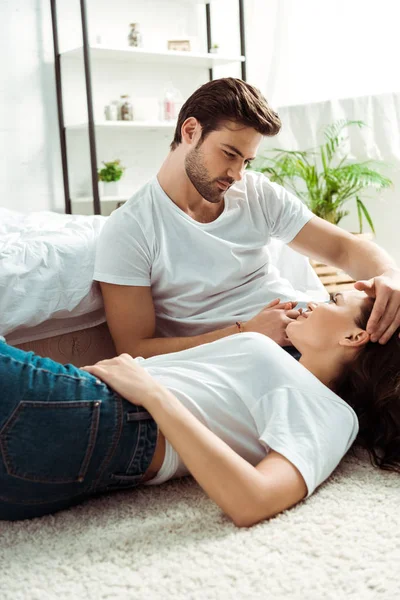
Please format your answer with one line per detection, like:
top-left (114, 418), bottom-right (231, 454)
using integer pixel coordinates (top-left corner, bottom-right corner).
top-left (356, 197), bottom-right (375, 234)
top-left (98, 159), bottom-right (126, 182)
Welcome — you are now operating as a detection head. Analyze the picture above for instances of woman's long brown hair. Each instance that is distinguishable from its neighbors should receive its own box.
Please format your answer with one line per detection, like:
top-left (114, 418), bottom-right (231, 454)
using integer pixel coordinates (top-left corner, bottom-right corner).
top-left (334, 299), bottom-right (400, 473)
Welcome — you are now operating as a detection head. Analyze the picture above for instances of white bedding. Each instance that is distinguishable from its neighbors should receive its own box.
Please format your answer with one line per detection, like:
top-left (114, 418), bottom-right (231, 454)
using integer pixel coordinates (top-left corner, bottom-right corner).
top-left (0, 208), bottom-right (107, 344)
top-left (0, 207), bottom-right (328, 345)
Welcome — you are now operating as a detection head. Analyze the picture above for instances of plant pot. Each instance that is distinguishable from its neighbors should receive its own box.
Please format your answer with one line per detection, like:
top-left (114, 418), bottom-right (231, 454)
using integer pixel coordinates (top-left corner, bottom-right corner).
top-left (99, 181), bottom-right (119, 197)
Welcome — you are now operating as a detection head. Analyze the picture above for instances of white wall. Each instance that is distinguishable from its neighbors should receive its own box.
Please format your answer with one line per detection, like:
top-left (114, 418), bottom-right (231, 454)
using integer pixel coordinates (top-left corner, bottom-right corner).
top-left (245, 0), bottom-right (400, 108)
top-left (1, 0), bottom-right (64, 212)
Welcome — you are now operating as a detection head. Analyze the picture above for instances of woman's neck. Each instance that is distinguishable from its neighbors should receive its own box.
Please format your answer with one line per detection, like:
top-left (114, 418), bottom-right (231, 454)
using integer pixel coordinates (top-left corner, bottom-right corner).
top-left (299, 350), bottom-right (344, 390)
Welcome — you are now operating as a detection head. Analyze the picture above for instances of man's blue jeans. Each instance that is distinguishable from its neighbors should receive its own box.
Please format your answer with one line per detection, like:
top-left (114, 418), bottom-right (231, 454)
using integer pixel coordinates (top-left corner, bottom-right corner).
top-left (0, 342), bottom-right (158, 521)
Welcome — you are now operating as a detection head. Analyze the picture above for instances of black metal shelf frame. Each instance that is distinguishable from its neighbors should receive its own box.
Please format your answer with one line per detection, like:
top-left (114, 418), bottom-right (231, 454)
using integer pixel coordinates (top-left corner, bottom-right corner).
top-left (51, 0), bottom-right (247, 215)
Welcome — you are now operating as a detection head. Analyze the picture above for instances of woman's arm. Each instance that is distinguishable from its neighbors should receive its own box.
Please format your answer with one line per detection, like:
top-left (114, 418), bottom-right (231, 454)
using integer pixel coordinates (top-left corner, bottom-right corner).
top-left (82, 355), bottom-right (307, 527)
top-left (145, 386), bottom-right (307, 526)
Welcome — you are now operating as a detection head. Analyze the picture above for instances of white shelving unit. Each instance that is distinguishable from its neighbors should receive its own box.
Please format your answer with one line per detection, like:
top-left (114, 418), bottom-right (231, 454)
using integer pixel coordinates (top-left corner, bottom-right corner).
top-left (62, 45), bottom-right (245, 68)
top-left (63, 46), bottom-right (244, 135)
top-left (67, 121), bottom-right (177, 132)
top-left (52, 0), bottom-right (247, 215)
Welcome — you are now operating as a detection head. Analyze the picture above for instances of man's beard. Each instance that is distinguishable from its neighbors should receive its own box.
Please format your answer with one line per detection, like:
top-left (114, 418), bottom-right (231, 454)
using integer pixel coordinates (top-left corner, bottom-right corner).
top-left (184, 144), bottom-right (232, 204)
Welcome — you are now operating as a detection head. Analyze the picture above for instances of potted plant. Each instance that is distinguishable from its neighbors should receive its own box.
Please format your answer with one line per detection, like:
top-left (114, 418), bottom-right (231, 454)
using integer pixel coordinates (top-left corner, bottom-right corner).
top-left (252, 120), bottom-right (392, 235)
top-left (210, 43), bottom-right (219, 54)
top-left (98, 159), bottom-right (125, 197)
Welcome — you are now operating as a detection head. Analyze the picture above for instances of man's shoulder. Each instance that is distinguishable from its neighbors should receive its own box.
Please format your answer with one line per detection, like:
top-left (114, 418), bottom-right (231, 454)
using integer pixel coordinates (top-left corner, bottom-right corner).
top-left (231, 169), bottom-right (284, 196)
top-left (105, 178), bottom-right (163, 230)
top-left (122, 177), bottom-right (159, 213)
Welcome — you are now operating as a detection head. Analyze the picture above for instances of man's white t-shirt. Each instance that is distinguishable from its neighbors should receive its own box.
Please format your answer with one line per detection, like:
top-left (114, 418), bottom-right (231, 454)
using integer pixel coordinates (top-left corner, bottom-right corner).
top-left (137, 332), bottom-right (359, 497)
top-left (94, 171), bottom-right (315, 337)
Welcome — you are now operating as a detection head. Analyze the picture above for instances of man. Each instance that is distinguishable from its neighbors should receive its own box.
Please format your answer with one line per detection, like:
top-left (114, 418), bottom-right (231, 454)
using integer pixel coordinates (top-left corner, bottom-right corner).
top-left (94, 78), bottom-right (400, 359)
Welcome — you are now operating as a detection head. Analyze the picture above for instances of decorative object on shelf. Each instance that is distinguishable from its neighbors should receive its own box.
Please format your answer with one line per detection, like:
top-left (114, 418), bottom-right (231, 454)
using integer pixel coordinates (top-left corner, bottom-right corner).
top-left (167, 39), bottom-right (191, 52)
top-left (128, 23), bottom-right (143, 47)
top-left (163, 83), bottom-right (182, 121)
top-left (253, 120), bottom-right (392, 234)
top-left (104, 100), bottom-right (119, 121)
top-left (120, 95), bottom-right (133, 120)
top-left (98, 159), bottom-right (125, 197)
top-left (210, 43), bottom-right (219, 53)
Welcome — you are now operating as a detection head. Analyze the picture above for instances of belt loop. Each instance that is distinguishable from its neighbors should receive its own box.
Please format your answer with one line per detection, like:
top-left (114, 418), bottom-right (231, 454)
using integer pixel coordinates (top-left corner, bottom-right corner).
top-left (126, 410), bottom-right (152, 422)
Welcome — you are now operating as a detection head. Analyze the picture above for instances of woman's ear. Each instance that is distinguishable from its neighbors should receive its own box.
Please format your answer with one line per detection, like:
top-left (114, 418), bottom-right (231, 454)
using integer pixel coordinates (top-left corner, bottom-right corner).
top-left (339, 330), bottom-right (370, 349)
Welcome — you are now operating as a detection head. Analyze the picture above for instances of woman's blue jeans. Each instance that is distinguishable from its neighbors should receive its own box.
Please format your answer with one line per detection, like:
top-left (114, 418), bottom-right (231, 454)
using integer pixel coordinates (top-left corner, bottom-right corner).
top-left (0, 341), bottom-right (158, 521)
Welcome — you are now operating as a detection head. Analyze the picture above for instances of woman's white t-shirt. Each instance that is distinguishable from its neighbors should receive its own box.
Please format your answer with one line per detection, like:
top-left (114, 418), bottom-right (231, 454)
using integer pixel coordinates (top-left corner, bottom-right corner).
top-left (94, 171), bottom-right (314, 337)
top-left (138, 333), bottom-right (359, 498)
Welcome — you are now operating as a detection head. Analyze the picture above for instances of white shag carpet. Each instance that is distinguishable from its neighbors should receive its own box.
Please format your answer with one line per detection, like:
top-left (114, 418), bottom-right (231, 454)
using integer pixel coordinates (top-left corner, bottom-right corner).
top-left (1, 450), bottom-right (399, 600)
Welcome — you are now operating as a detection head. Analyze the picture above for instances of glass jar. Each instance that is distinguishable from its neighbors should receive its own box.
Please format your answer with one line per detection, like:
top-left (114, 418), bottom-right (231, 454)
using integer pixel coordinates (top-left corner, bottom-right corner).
top-left (120, 95), bottom-right (133, 121)
top-left (104, 101), bottom-right (119, 121)
top-left (128, 23), bottom-right (142, 47)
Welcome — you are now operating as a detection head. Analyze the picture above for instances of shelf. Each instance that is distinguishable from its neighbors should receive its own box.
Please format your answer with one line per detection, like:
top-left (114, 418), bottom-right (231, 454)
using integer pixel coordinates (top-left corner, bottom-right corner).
top-left (71, 196), bottom-right (128, 204)
top-left (61, 45), bottom-right (245, 68)
top-left (67, 120), bottom-right (176, 132)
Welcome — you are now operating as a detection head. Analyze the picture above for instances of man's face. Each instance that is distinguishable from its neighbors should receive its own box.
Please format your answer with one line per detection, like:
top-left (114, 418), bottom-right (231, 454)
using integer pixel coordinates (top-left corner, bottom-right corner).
top-left (184, 122), bottom-right (263, 203)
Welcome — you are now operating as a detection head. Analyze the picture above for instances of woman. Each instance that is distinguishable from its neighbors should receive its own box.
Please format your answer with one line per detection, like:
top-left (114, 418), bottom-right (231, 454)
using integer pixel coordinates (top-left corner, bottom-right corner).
top-left (1, 291), bottom-right (399, 524)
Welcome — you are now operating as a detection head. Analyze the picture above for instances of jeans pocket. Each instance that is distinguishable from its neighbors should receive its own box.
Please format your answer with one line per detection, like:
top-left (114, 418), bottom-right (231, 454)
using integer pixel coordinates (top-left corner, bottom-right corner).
top-left (0, 400), bottom-right (101, 484)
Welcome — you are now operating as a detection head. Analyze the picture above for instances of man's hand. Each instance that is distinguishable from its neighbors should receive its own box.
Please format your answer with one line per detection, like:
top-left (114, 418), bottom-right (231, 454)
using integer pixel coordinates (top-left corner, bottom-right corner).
top-left (243, 298), bottom-right (301, 346)
top-left (354, 267), bottom-right (400, 343)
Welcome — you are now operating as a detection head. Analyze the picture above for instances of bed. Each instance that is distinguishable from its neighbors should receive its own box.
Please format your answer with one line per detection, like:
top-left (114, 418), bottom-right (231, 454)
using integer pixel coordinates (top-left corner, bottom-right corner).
top-left (0, 206), bottom-right (328, 366)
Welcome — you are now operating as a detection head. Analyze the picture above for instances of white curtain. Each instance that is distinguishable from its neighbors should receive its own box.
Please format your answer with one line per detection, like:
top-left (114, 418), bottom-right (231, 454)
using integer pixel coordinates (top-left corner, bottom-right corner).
top-left (245, 0), bottom-right (400, 108)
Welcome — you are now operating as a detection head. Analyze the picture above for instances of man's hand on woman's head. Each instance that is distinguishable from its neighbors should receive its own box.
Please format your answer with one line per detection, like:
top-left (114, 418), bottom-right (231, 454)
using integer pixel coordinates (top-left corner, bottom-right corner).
top-left (354, 267), bottom-right (400, 344)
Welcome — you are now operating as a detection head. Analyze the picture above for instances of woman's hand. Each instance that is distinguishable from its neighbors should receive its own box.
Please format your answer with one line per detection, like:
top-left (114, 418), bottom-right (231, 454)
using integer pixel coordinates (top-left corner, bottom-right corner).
top-left (81, 354), bottom-right (164, 408)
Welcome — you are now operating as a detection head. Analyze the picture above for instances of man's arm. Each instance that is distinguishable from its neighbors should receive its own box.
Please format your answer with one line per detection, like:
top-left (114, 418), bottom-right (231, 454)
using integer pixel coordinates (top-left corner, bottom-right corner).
top-left (100, 282), bottom-right (239, 358)
top-left (100, 282), bottom-right (299, 359)
top-left (289, 216), bottom-right (400, 342)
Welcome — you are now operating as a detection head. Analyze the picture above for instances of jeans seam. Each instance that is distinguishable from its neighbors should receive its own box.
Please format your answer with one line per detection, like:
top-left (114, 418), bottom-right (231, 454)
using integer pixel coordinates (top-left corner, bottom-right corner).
top-left (0, 354), bottom-right (90, 383)
top-left (0, 401), bottom-right (101, 484)
top-left (78, 402), bottom-right (101, 480)
top-left (88, 394), bottom-right (124, 492)
top-left (126, 421), bottom-right (142, 473)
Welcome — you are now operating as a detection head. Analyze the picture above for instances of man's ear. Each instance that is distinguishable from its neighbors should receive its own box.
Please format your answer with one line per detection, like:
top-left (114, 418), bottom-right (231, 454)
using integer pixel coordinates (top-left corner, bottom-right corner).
top-left (339, 330), bottom-right (370, 349)
top-left (181, 117), bottom-right (200, 144)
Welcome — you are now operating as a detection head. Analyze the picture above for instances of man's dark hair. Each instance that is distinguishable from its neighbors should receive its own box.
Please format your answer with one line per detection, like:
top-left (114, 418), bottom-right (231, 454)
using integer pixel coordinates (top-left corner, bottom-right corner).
top-left (334, 299), bottom-right (400, 474)
top-left (170, 77), bottom-right (281, 151)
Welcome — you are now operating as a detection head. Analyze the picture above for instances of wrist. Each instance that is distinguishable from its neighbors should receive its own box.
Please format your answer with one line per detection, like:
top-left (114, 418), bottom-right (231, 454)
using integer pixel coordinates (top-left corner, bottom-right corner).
top-left (142, 384), bottom-right (173, 411)
top-left (235, 320), bottom-right (247, 334)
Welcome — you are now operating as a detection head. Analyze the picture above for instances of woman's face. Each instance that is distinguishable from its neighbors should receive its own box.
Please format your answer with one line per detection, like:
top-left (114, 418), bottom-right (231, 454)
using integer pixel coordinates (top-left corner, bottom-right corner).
top-left (287, 290), bottom-right (372, 352)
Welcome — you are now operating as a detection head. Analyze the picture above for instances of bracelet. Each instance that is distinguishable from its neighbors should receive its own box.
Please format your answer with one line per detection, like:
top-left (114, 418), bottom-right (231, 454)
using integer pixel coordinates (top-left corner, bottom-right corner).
top-left (235, 320), bottom-right (244, 333)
